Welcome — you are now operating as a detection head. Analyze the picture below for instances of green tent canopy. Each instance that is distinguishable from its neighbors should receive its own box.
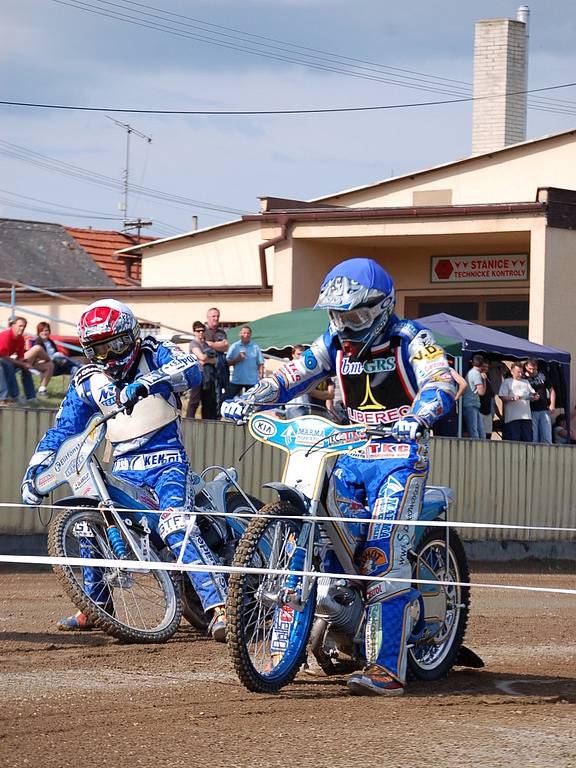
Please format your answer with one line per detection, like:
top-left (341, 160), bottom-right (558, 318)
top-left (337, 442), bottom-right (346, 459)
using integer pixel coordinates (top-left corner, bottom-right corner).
top-left (229, 307), bottom-right (461, 356)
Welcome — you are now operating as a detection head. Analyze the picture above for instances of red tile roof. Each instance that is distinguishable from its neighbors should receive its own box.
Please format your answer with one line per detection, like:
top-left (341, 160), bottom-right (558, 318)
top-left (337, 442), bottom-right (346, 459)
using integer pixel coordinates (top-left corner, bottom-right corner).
top-left (65, 228), bottom-right (155, 286)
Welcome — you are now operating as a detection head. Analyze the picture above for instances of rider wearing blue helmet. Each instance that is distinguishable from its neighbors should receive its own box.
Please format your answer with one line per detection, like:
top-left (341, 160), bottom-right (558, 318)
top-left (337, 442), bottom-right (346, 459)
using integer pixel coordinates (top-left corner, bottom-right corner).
top-left (222, 257), bottom-right (456, 695)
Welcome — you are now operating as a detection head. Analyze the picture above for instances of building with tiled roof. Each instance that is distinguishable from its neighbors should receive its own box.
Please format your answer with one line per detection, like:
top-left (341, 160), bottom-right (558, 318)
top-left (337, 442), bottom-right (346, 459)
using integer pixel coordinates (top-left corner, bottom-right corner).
top-left (65, 227), bottom-right (153, 286)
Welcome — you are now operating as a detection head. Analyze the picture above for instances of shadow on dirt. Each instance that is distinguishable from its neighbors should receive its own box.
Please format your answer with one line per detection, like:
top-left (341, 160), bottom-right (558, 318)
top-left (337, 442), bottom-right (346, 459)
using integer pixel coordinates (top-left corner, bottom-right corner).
top-left (276, 668), bottom-right (576, 702)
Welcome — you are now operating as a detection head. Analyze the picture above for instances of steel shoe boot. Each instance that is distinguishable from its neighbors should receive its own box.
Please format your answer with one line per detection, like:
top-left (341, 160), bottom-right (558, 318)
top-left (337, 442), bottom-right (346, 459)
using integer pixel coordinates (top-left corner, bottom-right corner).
top-left (57, 611), bottom-right (95, 631)
top-left (347, 664), bottom-right (405, 696)
top-left (208, 605), bottom-right (227, 643)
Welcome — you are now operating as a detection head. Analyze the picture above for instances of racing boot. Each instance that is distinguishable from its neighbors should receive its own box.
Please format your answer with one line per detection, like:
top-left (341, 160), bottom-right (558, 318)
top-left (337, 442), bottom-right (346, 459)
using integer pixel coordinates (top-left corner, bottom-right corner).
top-left (208, 605), bottom-right (226, 643)
top-left (347, 664), bottom-right (405, 696)
top-left (57, 610), bottom-right (94, 631)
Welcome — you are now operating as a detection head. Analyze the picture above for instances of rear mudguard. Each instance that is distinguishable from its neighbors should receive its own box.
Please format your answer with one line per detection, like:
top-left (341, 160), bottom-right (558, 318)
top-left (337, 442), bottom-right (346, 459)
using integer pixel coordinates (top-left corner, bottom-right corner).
top-left (262, 482), bottom-right (310, 517)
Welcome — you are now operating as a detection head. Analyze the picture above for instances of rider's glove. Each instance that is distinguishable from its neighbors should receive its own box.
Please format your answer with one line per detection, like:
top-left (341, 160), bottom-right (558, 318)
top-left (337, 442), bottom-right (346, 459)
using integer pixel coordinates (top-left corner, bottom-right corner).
top-left (390, 415), bottom-right (422, 442)
top-left (20, 450), bottom-right (53, 506)
top-left (221, 398), bottom-right (250, 422)
top-left (120, 381), bottom-right (149, 415)
top-left (21, 477), bottom-right (44, 506)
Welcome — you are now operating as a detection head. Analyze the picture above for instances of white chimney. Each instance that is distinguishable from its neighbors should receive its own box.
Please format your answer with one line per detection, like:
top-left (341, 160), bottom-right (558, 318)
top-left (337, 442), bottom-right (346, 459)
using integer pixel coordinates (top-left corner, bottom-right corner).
top-left (472, 7), bottom-right (529, 154)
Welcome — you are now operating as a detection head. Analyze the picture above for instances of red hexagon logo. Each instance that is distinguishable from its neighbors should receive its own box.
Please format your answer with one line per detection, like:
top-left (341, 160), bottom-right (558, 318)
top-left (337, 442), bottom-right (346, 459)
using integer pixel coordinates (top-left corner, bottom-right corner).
top-left (434, 259), bottom-right (454, 280)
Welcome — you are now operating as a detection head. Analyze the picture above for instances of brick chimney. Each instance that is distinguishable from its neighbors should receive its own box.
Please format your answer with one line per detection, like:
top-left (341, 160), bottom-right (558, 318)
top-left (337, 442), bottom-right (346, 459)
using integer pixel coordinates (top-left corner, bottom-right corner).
top-left (472, 6), bottom-right (529, 154)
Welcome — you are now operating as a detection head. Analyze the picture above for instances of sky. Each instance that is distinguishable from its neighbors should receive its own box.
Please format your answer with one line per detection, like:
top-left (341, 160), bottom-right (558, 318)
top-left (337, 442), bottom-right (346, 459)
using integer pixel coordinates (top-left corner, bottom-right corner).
top-left (2, 0), bottom-right (576, 239)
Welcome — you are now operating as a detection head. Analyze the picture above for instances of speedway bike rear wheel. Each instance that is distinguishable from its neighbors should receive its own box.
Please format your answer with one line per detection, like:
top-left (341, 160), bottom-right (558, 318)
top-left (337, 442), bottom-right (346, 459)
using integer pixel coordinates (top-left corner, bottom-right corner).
top-left (48, 503), bottom-right (182, 643)
top-left (226, 501), bottom-right (317, 693)
top-left (408, 527), bottom-right (470, 680)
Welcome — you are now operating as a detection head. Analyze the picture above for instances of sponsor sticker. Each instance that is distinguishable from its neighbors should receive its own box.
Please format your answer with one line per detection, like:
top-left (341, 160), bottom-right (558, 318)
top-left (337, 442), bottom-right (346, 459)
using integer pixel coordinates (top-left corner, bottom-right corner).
top-left (340, 356), bottom-right (396, 376)
top-left (251, 417), bottom-right (278, 438)
top-left (361, 547), bottom-right (388, 575)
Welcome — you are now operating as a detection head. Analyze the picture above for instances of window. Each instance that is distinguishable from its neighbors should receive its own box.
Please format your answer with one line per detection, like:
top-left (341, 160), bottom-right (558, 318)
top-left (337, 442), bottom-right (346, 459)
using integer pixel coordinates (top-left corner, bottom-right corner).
top-left (405, 296), bottom-right (529, 337)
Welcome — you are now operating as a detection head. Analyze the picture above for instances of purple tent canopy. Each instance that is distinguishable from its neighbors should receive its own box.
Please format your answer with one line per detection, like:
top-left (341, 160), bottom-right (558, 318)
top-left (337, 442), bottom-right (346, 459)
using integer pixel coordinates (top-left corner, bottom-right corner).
top-left (416, 313), bottom-right (570, 364)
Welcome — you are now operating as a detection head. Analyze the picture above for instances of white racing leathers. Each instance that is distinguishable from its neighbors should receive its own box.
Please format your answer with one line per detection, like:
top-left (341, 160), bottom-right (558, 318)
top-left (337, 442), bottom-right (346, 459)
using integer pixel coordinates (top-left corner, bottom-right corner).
top-left (27, 338), bottom-right (227, 613)
top-left (240, 317), bottom-right (456, 682)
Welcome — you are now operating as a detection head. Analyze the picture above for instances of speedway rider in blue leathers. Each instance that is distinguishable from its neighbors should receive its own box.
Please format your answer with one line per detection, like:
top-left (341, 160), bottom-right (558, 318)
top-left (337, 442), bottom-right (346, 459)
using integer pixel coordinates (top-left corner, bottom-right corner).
top-left (21, 299), bottom-right (227, 640)
top-left (222, 258), bottom-right (456, 695)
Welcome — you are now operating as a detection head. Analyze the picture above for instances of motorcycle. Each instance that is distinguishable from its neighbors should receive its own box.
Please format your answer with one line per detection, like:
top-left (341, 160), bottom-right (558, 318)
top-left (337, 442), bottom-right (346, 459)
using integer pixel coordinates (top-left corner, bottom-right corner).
top-left (226, 409), bottom-right (483, 693)
top-left (34, 407), bottom-right (261, 643)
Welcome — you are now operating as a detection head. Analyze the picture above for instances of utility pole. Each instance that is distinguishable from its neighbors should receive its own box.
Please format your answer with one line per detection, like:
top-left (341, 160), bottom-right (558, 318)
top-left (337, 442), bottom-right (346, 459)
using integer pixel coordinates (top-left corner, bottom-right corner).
top-left (106, 116), bottom-right (152, 232)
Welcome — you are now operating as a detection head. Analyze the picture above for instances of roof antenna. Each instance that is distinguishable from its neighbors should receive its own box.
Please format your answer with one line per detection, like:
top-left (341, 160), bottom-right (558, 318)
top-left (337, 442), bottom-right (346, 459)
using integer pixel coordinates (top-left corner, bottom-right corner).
top-left (106, 116), bottom-right (152, 234)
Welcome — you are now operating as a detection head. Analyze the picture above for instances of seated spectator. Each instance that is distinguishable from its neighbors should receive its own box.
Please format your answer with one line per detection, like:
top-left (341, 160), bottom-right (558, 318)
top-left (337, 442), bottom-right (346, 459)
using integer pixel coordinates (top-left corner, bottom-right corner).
top-left (0, 317), bottom-right (39, 404)
top-left (553, 415), bottom-right (571, 444)
top-left (0, 363), bottom-right (12, 406)
top-left (187, 321), bottom-right (217, 418)
top-left (30, 322), bottom-right (84, 392)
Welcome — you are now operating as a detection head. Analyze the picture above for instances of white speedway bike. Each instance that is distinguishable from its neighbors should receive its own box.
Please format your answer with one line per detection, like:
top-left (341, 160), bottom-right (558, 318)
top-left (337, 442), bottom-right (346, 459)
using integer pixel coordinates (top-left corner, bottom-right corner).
top-left (35, 407), bottom-right (261, 643)
top-left (226, 409), bottom-right (482, 693)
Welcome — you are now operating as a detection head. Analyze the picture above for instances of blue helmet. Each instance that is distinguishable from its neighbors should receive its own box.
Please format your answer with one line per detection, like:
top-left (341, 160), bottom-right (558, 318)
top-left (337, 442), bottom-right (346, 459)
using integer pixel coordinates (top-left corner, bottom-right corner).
top-left (315, 258), bottom-right (395, 342)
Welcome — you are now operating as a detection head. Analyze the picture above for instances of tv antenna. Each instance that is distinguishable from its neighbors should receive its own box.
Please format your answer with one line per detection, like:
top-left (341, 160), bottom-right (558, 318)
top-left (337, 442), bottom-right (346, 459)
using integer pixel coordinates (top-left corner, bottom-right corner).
top-left (106, 116), bottom-right (152, 232)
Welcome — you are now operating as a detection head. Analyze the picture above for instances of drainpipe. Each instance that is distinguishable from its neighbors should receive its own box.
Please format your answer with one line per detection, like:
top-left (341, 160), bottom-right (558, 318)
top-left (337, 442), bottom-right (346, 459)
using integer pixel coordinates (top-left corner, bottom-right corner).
top-left (257, 215), bottom-right (290, 289)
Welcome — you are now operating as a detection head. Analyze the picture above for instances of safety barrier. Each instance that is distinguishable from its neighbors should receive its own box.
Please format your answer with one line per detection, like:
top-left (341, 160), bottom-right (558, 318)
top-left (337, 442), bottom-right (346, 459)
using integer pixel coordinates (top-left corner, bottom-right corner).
top-left (1, 406), bottom-right (576, 541)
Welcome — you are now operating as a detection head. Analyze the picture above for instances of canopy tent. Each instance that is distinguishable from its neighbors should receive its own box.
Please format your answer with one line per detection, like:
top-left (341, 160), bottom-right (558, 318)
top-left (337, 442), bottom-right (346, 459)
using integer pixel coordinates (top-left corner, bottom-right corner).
top-left (229, 307), bottom-right (459, 356)
top-left (416, 313), bottom-right (571, 436)
top-left (228, 308), bottom-right (328, 354)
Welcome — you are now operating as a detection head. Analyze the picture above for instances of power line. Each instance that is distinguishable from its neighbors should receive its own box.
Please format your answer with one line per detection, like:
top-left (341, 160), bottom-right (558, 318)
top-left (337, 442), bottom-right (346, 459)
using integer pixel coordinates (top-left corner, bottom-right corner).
top-left (0, 138), bottom-right (250, 216)
top-left (49, 0), bottom-right (576, 116)
top-left (3, 80), bottom-right (576, 116)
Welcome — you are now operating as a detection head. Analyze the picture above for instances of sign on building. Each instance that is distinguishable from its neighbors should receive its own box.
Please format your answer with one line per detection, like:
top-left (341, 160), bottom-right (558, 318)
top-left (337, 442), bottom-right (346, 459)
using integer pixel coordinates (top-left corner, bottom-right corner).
top-left (431, 254), bottom-right (529, 283)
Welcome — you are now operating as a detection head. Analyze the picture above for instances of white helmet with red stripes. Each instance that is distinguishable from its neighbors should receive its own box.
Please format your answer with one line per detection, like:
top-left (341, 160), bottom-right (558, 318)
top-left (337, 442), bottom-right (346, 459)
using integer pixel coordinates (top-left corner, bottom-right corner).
top-left (78, 299), bottom-right (141, 380)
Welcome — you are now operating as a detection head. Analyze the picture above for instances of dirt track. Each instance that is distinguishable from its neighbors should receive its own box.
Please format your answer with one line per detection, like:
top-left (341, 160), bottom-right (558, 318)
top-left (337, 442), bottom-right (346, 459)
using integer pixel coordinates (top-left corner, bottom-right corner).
top-left (1, 566), bottom-right (576, 768)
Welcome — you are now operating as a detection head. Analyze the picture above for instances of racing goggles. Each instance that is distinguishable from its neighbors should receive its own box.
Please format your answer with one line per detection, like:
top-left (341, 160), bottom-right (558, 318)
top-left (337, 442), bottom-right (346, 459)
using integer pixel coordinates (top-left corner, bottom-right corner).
top-left (84, 333), bottom-right (134, 363)
top-left (329, 304), bottom-right (379, 333)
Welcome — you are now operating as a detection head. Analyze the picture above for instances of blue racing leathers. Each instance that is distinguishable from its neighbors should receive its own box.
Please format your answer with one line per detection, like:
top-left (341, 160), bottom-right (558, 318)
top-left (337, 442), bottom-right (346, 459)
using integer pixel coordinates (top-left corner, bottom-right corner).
top-left (25, 338), bottom-right (227, 613)
top-left (237, 316), bottom-right (456, 682)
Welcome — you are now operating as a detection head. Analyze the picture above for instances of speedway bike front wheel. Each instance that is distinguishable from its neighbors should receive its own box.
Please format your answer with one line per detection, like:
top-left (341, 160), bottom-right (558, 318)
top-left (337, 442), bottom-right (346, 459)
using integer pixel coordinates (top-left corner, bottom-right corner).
top-left (226, 501), bottom-right (317, 693)
top-left (48, 503), bottom-right (182, 643)
top-left (407, 527), bottom-right (470, 680)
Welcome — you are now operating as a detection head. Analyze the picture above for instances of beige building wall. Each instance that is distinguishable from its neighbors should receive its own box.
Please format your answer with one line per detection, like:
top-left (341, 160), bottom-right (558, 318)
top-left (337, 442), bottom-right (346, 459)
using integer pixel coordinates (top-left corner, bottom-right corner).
top-left (140, 220), bottom-right (273, 289)
top-left (318, 132), bottom-right (576, 209)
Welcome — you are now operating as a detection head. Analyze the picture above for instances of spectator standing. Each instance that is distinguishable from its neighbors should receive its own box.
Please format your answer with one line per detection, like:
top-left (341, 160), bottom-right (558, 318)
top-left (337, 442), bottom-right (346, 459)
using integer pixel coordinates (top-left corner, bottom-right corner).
top-left (431, 367), bottom-right (467, 437)
top-left (479, 361), bottom-right (500, 439)
top-left (0, 317), bottom-right (39, 403)
top-left (498, 362), bottom-right (536, 442)
top-left (285, 345), bottom-right (311, 418)
top-left (523, 359), bottom-right (556, 444)
top-left (225, 325), bottom-right (264, 399)
top-left (187, 321), bottom-right (217, 418)
top-left (204, 307), bottom-right (229, 419)
top-left (461, 355), bottom-right (487, 439)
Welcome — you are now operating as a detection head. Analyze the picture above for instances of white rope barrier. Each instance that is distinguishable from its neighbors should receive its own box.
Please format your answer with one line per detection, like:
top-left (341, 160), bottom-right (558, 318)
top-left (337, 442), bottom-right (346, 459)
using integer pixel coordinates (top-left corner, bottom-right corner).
top-left (2, 500), bottom-right (576, 534)
top-left (2, 552), bottom-right (576, 596)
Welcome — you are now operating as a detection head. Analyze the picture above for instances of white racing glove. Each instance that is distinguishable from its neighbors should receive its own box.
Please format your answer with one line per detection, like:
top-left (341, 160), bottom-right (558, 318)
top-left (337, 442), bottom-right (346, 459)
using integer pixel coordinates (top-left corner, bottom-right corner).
top-left (21, 450), bottom-right (54, 506)
top-left (221, 399), bottom-right (250, 422)
top-left (390, 415), bottom-right (423, 442)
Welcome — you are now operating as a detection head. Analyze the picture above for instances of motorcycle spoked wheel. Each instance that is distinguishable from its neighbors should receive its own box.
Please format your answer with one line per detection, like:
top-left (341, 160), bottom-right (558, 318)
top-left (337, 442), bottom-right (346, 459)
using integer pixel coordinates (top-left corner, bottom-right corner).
top-left (226, 501), bottom-right (317, 694)
top-left (180, 492), bottom-right (263, 632)
top-left (407, 527), bottom-right (470, 681)
top-left (48, 503), bottom-right (182, 643)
